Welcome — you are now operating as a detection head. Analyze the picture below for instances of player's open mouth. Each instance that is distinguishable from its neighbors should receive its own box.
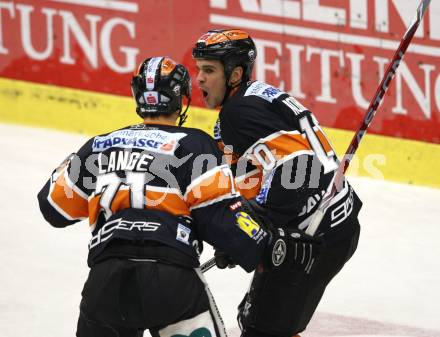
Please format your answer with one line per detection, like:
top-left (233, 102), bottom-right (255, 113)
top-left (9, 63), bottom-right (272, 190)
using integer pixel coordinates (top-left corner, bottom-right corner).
top-left (202, 90), bottom-right (208, 98)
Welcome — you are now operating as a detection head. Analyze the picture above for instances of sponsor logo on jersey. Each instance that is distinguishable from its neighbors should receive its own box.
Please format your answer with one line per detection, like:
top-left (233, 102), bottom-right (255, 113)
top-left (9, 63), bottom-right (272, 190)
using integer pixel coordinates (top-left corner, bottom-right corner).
top-left (244, 81), bottom-right (284, 102)
top-left (256, 170), bottom-right (275, 205)
top-left (92, 129), bottom-right (187, 154)
top-left (229, 200), bottom-right (242, 211)
top-left (176, 223), bottom-right (191, 245)
top-left (236, 211), bottom-right (266, 243)
top-left (89, 218), bottom-right (161, 249)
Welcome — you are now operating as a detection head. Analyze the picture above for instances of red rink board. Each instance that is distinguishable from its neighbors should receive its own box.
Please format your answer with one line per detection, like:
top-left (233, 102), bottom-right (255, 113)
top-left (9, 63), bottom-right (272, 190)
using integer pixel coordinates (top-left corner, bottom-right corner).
top-left (1, 0), bottom-right (439, 143)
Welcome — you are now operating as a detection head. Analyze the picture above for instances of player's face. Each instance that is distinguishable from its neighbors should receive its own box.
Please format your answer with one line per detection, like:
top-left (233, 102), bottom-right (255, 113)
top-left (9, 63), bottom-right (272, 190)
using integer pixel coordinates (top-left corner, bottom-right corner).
top-left (195, 59), bottom-right (227, 109)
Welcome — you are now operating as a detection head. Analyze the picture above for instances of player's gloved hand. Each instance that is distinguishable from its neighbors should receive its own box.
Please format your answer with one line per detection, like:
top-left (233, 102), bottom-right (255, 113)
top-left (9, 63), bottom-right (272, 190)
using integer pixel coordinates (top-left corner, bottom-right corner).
top-left (267, 227), bottom-right (322, 274)
top-left (214, 249), bottom-right (237, 269)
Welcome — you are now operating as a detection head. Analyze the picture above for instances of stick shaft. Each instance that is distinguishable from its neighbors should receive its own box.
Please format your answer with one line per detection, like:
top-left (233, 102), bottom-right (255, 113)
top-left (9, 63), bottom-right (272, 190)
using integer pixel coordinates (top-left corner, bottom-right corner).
top-left (306, 0), bottom-right (431, 236)
top-left (201, 257), bottom-right (216, 273)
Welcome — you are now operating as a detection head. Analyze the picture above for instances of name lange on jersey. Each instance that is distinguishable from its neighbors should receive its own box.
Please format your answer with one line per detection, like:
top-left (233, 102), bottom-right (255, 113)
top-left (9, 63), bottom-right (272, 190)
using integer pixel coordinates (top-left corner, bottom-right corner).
top-left (98, 150), bottom-right (154, 174)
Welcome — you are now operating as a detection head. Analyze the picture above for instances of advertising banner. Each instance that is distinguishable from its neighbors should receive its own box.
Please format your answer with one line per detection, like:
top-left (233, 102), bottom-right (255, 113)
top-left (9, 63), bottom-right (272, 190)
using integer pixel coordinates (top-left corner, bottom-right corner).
top-left (1, 0), bottom-right (439, 144)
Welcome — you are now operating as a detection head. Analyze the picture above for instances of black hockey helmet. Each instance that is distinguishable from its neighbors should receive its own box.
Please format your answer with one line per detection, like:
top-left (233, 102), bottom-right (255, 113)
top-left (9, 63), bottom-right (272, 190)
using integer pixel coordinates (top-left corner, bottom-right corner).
top-left (192, 29), bottom-right (257, 82)
top-left (131, 57), bottom-right (191, 126)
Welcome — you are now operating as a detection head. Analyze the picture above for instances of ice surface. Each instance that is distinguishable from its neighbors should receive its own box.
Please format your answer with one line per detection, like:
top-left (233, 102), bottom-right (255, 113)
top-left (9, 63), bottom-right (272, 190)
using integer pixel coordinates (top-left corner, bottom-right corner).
top-left (1, 124), bottom-right (439, 337)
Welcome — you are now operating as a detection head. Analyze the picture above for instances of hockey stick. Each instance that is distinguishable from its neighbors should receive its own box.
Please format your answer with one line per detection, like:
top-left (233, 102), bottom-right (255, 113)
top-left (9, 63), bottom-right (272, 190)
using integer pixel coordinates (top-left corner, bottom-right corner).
top-left (305, 0), bottom-right (432, 236)
top-left (201, 256), bottom-right (216, 273)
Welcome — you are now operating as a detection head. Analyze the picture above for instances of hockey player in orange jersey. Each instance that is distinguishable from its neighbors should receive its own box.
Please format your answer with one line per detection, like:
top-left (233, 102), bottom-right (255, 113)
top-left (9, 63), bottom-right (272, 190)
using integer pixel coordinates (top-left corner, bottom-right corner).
top-left (193, 29), bottom-right (362, 337)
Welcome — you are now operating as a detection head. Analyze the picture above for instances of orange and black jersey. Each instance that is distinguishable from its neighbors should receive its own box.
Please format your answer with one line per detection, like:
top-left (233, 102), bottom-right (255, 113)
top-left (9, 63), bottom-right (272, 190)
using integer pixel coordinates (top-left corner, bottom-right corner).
top-left (38, 123), bottom-right (269, 270)
top-left (216, 81), bottom-right (362, 233)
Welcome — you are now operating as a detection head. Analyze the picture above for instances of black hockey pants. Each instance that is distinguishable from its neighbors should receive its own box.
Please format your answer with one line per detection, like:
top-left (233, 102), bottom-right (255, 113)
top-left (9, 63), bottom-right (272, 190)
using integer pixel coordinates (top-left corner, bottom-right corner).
top-left (76, 258), bottom-right (226, 337)
top-left (238, 220), bottom-right (361, 337)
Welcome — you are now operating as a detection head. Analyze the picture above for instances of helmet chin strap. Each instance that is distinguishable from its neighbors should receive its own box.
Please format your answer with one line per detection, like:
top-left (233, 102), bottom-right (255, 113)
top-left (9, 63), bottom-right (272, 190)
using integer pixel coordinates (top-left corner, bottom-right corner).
top-left (220, 83), bottom-right (232, 106)
top-left (220, 63), bottom-right (245, 106)
top-left (177, 98), bottom-right (191, 126)
top-left (220, 76), bottom-right (241, 106)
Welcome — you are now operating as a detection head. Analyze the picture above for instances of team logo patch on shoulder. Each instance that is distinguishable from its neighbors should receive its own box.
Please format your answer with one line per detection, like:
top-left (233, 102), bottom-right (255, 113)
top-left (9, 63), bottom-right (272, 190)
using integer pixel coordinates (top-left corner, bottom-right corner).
top-left (244, 81), bottom-right (284, 102)
top-left (92, 129), bottom-right (187, 154)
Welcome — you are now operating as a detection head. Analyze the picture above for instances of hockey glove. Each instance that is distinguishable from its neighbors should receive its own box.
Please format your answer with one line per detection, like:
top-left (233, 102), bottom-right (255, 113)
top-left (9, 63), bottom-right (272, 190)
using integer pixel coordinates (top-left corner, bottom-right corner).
top-left (268, 227), bottom-right (322, 274)
top-left (214, 249), bottom-right (237, 269)
top-left (215, 197), bottom-right (271, 270)
top-left (245, 198), bottom-right (272, 228)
